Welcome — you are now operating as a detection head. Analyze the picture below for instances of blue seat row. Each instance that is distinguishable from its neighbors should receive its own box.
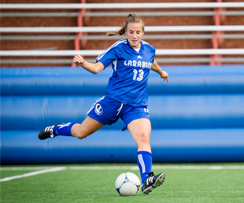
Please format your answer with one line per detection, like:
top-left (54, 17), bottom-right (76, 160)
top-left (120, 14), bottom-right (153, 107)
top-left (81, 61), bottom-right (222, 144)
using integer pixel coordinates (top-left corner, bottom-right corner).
top-left (1, 65), bottom-right (244, 164)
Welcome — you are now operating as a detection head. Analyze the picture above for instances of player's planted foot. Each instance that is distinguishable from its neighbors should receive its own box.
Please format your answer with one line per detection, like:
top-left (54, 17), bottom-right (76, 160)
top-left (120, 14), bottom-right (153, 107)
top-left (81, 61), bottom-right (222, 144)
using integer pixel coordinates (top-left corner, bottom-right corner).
top-left (38, 123), bottom-right (64, 140)
top-left (141, 172), bottom-right (165, 194)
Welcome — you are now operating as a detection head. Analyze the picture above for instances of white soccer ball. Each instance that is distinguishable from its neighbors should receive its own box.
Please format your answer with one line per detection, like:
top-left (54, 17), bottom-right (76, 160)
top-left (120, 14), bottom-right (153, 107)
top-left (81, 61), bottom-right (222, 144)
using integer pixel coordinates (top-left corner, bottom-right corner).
top-left (115, 172), bottom-right (141, 196)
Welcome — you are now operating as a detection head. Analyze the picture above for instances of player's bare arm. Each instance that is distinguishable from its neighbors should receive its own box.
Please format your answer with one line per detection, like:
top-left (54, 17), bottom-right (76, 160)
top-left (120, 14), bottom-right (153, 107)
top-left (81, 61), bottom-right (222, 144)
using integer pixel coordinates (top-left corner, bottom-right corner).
top-left (151, 60), bottom-right (169, 82)
top-left (73, 54), bottom-right (104, 74)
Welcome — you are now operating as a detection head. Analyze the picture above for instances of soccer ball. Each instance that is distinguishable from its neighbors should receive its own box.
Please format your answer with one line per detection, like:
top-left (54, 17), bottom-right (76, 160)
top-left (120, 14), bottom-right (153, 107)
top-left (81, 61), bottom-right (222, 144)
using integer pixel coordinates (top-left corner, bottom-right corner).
top-left (115, 172), bottom-right (141, 196)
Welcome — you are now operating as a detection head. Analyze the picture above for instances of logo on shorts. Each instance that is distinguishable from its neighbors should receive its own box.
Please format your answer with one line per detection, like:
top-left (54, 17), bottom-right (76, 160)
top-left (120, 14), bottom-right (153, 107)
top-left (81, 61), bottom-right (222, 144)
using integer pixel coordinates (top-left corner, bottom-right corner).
top-left (144, 108), bottom-right (149, 114)
top-left (95, 103), bottom-right (103, 115)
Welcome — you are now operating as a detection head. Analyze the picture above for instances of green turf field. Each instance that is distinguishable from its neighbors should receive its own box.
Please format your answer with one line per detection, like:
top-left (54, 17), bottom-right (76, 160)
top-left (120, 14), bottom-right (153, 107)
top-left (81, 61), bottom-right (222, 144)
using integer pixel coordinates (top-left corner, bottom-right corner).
top-left (1, 164), bottom-right (244, 203)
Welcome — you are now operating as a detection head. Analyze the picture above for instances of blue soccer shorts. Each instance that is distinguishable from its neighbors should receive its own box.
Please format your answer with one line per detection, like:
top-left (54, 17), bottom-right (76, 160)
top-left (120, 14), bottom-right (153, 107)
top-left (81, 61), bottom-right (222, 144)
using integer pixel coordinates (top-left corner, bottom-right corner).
top-left (87, 96), bottom-right (150, 130)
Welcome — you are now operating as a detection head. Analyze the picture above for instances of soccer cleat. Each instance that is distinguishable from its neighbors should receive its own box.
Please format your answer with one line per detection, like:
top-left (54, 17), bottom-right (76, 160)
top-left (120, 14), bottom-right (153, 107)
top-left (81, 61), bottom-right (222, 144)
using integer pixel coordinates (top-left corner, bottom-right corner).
top-left (38, 123), bottom-right (64, 140)
top-left (141, 172), bottom-right (166, 195)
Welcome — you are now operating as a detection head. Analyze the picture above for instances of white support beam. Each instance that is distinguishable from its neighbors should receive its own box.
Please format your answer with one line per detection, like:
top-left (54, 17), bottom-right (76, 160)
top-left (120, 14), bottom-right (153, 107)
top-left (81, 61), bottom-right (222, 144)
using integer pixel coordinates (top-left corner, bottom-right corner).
top-left (155, 49), bottom-right (244, 55)
top-left (1, 49), bottom-right (244, 56)
top-left (2, 58), bottom-right (244, 64)
top-left (0, 12), bottom-right (78, 17)
top-left (1, 11), bottom-right (244, 18)
top-left (2, 34), bottom-right (244, 41)
top-left (1, 26), bottom-right (244, 33)
top-left (1, 3), bottom-right (244, 9)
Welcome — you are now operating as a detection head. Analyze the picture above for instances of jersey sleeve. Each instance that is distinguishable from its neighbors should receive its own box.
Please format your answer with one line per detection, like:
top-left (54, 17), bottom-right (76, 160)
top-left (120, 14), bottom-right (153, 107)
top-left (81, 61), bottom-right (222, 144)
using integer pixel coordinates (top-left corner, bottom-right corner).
top-left (96, 46), bottom-right (119, 69)
top-left (150, 45), bottom-right (156, 59)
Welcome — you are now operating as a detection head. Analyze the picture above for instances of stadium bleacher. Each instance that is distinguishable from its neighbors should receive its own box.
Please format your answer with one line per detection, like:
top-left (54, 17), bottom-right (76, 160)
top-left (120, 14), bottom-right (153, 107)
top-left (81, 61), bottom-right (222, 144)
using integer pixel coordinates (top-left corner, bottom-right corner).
top-left (0, 1), bottom-right (244, 66)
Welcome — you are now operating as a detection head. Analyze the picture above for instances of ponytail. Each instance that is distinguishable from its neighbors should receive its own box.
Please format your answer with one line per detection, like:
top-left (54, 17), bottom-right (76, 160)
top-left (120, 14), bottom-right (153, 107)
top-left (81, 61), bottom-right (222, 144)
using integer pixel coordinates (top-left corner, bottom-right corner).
top-left (106, 14), bottom-right (144, 36)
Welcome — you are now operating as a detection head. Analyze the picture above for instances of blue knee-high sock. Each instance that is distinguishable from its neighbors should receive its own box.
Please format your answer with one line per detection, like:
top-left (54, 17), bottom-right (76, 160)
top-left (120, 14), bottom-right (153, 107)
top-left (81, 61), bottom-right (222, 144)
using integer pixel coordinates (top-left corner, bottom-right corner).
top-left (53, 122), bottom-right (78, 136)
top-left (137, 151), bottom-right (152, 184)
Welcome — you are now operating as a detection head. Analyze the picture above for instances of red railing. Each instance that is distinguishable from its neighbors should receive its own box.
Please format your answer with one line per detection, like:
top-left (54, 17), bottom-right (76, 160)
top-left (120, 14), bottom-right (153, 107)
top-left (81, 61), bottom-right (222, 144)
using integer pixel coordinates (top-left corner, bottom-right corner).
top-left (72, 0), bottom-right (87, 67)
top-left (211, 0), bottom-right (226, 65)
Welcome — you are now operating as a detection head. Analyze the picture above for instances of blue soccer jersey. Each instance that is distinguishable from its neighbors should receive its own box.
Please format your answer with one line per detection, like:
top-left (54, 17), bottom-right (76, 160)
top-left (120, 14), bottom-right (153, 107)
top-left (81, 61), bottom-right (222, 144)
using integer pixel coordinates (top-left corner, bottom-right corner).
top-left (96, 39), bottom-right (155, 107)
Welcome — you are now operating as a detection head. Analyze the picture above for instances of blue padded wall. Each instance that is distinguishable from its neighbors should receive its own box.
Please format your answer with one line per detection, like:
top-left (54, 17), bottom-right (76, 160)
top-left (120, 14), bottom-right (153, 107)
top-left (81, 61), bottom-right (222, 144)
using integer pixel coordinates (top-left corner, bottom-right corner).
top-left (1, 65), bottom-right (244, 164)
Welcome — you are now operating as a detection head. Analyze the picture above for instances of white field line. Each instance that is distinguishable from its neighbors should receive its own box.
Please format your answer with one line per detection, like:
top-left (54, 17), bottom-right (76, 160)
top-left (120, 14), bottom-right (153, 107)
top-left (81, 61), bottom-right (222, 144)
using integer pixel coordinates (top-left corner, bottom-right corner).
top-left (1, 165), bottom-right (244, 172)
top-left (0, 167), bottom-right (66, 182)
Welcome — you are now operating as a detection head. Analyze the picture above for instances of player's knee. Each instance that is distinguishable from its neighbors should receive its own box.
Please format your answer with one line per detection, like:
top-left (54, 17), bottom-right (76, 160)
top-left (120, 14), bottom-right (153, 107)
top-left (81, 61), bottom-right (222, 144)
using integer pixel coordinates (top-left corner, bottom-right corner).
top-left (74, 130), bottom-right (89, 139)
top-left (138, 133), bottom-right (150, 145)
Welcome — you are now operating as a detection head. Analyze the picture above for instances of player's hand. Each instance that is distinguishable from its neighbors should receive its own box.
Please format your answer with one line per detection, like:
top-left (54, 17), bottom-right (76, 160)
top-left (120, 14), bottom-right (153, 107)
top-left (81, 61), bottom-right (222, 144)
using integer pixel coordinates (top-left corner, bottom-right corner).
top-left (160, 70), bottom-right (169, 82)
top-left (73, 54), bottom-right (84, 66)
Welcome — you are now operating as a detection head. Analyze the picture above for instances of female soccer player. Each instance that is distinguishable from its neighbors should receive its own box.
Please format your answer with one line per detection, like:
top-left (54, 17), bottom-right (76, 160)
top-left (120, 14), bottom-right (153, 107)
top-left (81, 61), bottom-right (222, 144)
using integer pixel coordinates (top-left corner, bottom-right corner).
top-left (38, 14), bottom-right (168, 195)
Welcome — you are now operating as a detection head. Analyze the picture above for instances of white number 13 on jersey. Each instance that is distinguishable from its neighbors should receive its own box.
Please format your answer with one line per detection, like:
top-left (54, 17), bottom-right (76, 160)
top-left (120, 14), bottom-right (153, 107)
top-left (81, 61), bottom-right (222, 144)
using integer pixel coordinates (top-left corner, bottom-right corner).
top-left (133, 69), bottom-right (144, 81)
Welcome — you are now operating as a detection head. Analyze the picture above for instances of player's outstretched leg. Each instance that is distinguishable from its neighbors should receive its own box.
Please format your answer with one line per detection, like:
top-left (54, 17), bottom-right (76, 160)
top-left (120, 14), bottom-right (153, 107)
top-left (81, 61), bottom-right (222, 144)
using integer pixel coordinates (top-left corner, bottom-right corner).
top-left (141, 172), bottom-right (166, 195)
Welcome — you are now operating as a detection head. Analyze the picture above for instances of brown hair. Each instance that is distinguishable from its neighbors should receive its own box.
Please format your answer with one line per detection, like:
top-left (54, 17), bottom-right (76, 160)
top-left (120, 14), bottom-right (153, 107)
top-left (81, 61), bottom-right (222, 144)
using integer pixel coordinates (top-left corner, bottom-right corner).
top-left (107, 13), bottom-right (145, 36)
